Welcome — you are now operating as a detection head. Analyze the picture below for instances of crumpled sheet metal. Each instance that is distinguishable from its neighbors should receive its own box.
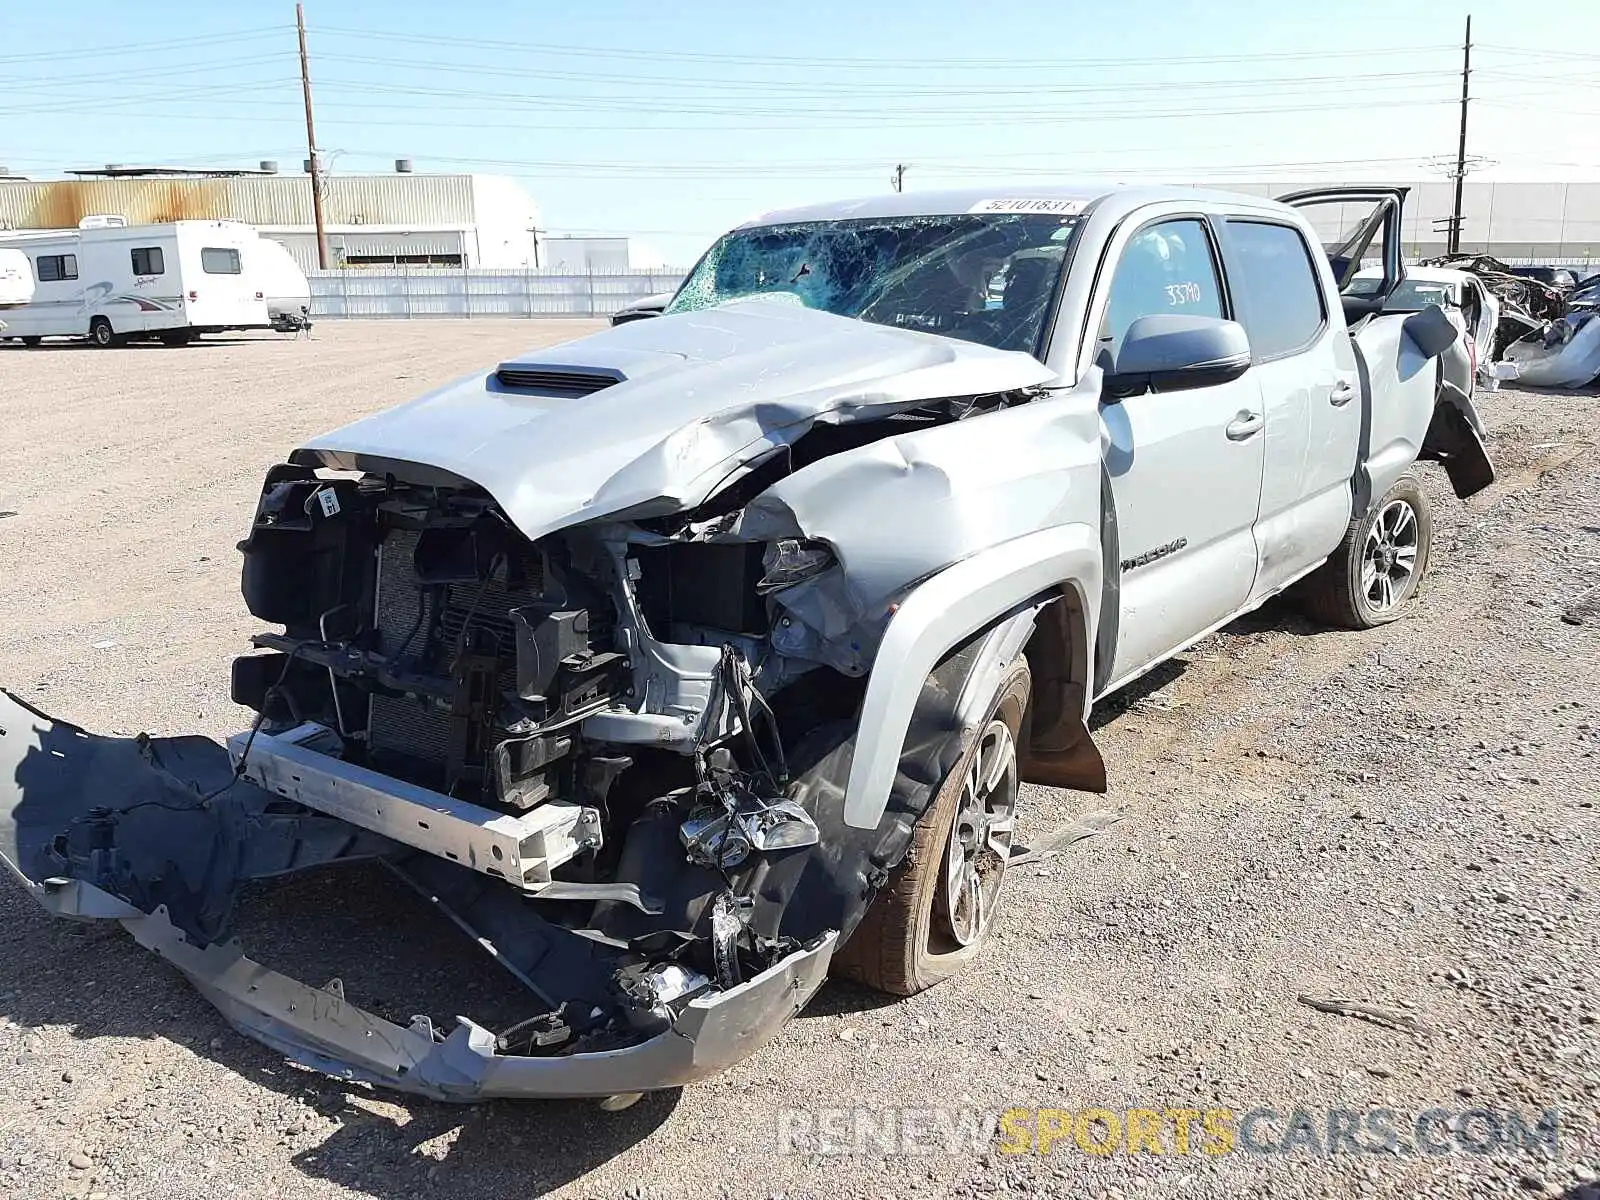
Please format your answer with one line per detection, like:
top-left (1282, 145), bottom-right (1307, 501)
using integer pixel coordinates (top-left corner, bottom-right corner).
top-left (130, 905), bottom-right (836, 1101)
top-left (1503, 312), bottom-right (1600, 389)
top-left (734, 387), bottom-right (1103, 674)
top-left (296, 299), bottom-right (1055, 543)
top-left (1423, 254), bottom-right (1570, 325)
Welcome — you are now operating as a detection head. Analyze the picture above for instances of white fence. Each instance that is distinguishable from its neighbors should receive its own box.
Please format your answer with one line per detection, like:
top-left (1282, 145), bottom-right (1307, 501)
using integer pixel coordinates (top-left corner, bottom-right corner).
top-left (309, 268), bottom-right (687, 319)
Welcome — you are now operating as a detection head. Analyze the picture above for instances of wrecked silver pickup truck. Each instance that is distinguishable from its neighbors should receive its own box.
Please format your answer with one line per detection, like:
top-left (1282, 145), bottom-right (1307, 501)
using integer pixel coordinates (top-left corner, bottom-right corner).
top-left (1, 185), bottom-right (1493, 1103)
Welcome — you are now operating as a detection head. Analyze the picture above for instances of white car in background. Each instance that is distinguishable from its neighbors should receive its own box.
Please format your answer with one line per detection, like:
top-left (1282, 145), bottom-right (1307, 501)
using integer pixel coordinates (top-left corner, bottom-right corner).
top-left (1353, 265), bottom-right (1500, 385)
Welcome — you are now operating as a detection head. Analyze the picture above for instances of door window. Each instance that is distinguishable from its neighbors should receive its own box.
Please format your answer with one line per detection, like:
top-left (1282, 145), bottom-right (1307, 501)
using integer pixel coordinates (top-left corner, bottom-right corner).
top-left (1224, 220), bottom-right (1326, 360)
top-left (1289, 196), bottom-right (1396, 295)
top-left (201, 247), bottom-right (242, 274)
top-left (1098, 218), bottom-right (1224, 359)
top-left (130, 247), bottom-right (165, 275)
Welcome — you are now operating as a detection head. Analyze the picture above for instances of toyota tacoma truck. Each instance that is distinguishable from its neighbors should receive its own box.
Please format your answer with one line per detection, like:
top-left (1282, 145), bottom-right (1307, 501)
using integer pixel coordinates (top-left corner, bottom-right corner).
top-left (0, 185), bottom-right (1493, 1103)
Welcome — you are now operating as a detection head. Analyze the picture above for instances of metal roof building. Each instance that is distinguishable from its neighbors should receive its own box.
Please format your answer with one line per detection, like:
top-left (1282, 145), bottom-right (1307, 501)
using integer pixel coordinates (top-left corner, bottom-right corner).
top-left (0, 170), bottom-right (542, 271)
top-left (1212, 180), bottom-right (1600, 264)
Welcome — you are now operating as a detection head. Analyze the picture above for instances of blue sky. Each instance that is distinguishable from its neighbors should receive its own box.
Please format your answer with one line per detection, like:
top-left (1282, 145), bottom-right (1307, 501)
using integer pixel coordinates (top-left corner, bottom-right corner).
top-left (2, 0), bottom-right (1595, 264)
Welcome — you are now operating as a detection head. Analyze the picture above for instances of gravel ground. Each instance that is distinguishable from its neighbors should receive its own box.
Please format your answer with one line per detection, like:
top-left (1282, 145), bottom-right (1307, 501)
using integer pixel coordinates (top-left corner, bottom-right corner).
top-left (0, 321), bottom-right (1596, 1200)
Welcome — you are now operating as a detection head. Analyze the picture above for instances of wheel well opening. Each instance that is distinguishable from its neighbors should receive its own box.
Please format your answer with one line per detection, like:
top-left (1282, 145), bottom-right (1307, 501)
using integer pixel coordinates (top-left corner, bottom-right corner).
top-left (1019, 591), bottom-right (1106, 793)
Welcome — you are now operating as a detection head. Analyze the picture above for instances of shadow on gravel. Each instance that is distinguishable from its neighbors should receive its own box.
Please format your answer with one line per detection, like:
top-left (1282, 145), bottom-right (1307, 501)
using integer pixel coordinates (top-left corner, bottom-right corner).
top-left (1088, 658), bottom-right (1187, 730)
top-left (0, 336), bottom-right (275, 352)
top-left (288, 1087), bottom-right (680, 1198)
top-left (0, 871), bottom-right (680, 1198)
top-left (795, 978), bottom-right (901, 1020)
top-left (1084, 595), bottom-right (1323, 733)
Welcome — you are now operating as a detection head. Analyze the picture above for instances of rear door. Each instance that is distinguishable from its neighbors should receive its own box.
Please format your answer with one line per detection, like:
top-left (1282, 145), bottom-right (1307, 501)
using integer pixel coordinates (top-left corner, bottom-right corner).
top-left (1090, 212), bottom-right (1266, 691)
top-left (1219, 214), bottom-right (1361, 600)
top-left (1275, 187), bottom-right (1408, 323)
top-left (1278, 186), bottom-right (1493, 505)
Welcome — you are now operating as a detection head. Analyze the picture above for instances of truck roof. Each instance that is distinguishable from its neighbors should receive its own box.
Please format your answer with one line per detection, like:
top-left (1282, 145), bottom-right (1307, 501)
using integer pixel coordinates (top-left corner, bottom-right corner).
top-left (738, 184), bottom-right (1291, 228)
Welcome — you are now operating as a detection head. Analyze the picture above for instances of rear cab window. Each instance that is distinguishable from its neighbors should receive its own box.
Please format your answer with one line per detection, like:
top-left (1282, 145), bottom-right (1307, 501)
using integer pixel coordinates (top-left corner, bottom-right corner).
top-left (1097, 217), bottom-right (1226, 360)
top-left (1221, 220), bottom-right (1327, 360)
top-left (201, 248), bottom-right (242, 275)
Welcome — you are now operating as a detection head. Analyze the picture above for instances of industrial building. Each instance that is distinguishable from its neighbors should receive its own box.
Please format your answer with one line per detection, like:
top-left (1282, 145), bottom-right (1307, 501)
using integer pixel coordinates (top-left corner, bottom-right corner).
top-left (1, 166), bottom-right (1592, 272)
top-left (1207, 180), bottom-right (1600, 263)
top-left (540, 235), bottom-right (633, 273)
top-left (0, 163), bottom-right (547, 273)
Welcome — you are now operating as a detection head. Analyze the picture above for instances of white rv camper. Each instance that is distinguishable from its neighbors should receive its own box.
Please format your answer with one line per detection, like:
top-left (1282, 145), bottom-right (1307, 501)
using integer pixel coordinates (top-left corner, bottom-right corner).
top-left (0, 218), bottom-right (271, 346)
top-left (0, 249), bottom-right (32, 331)
top-left (251, 236), bottom-right (312, 332)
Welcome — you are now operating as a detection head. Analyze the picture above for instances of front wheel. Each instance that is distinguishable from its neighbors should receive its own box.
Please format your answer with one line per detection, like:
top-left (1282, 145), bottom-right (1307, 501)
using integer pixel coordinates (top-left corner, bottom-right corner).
top-left (1300, 474), bottom-right (1433, 629)
top-left (831, 657), bottom-right (1031, 995)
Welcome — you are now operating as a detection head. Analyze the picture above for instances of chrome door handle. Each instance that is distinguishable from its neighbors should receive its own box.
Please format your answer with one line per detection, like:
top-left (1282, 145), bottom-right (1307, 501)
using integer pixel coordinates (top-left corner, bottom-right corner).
top-left (1225, 411), bottom-right (1263, 440)
top-left (1330, 382), bottom-right (1356, 407)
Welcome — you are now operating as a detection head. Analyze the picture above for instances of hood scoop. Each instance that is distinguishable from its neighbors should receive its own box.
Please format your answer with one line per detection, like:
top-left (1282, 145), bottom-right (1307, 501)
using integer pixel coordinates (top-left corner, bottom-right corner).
top-left (494, 363), bottom-right (624, 396)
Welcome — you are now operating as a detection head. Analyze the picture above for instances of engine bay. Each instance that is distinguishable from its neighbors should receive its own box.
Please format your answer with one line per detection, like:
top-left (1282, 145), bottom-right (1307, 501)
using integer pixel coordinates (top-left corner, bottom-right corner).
top-left (222, 461), bottom-right (860, 1056)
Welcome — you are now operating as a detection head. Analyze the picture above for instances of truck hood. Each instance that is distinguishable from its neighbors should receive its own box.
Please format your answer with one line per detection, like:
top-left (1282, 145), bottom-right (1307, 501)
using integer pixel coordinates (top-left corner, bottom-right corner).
top-left (295, 298), bottom-right (1056, 540)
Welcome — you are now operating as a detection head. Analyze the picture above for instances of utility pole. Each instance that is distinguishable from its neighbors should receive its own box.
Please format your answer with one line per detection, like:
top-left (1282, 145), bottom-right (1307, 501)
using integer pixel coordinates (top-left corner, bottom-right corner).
top-left (1449, 14), bottom-right (1472, 256)
top-left (297, 3), bottom-right (331, 270)
top-left (891, 164), bottom-right (906, 193)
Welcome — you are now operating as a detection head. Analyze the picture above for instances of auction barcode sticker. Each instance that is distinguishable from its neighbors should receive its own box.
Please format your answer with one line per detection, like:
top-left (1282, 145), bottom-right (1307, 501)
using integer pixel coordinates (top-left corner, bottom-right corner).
top-left (967, 198), bottom-right (1088, 215)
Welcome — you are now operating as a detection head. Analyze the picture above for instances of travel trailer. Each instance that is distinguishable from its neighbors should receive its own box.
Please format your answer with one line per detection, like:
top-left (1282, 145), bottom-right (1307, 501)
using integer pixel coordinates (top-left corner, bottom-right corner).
top-left (0, 249), bottom-right (32, 329)
top-left (0, 218), bottom-right (271, 346)
top-left (252, 234), bottom-right (313, 332)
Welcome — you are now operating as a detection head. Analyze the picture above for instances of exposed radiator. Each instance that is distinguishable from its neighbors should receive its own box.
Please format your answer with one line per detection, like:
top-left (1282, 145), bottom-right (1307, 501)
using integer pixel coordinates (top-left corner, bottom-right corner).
top-left (367, 528), bottom-right (543, 775)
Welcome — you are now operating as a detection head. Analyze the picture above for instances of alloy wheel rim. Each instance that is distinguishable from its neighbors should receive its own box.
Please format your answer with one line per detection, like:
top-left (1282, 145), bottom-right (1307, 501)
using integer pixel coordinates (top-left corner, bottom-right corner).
top-left (1362, 498), bottom-right (1419, 613)
top-left (936, 718), bottom-right (1018, 948)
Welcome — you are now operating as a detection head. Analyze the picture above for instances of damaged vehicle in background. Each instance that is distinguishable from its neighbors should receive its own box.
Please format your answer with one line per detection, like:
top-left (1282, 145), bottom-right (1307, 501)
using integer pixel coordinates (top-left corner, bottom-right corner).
top-left (1353, 264), bottom-right (1501, 389)
top-left (1420, 252), bottom-right (1600, 386)
top-left (1, 184), bottom-right (1493, 1104)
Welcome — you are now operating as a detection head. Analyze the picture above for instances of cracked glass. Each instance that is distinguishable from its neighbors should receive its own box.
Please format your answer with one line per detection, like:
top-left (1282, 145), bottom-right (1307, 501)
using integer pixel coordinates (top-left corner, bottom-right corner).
top-left (668, 213), bottom-right (1081, 355)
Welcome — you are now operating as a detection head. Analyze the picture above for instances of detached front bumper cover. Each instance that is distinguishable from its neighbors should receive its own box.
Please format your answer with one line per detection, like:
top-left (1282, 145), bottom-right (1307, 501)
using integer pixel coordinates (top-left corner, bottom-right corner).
top-left (0, 690), bottom-right (834, 1101)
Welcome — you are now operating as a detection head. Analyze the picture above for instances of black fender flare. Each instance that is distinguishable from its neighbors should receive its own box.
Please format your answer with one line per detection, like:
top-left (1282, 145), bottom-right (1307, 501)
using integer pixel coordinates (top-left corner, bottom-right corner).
top-left (750, 595), bottom-right (1103, 949)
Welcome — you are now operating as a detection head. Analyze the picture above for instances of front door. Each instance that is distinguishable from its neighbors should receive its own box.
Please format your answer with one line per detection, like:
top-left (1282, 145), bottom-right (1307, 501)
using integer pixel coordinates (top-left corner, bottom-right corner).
top-left (1094, 216), bottom-right (1266, 692)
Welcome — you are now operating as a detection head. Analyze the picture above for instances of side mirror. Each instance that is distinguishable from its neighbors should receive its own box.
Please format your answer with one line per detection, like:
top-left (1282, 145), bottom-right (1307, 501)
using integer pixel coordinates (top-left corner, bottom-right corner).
top-left (1401, 304), bottom-right (1460, 360)
top-left (1104, 314), bottom-right (1252, 399)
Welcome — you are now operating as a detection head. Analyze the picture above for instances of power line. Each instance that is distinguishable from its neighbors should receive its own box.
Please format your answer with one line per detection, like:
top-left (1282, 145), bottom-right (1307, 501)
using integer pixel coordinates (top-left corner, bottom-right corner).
top-left (0, 79), bottom-right (295, 117)
top-left (292, 78), bottom-right (1461, 119)
top-left (1476, 43), bottom-right (1599, 62)
top-left (0, 87), bottom-right (1465, 128)
top-left (0, 27), bottom-right (285, 65)
top-left (0, 53), bottom-right (292, 90)
top-left (306, 50), bottom-right (1459, 97)
top-left (313, 25), bottom-right (1457, 70)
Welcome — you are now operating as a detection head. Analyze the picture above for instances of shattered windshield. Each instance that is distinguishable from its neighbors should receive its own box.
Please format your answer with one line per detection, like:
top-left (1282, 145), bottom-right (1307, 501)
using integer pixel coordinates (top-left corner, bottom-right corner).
top-left (667, 212), bottom-right (1081, 355)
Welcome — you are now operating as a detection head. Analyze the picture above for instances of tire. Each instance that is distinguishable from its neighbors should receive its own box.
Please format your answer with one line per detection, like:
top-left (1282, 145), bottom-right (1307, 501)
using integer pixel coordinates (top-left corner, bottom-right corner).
top-left (88, 318), bottom-right (116, 348)
top-left (1300, 474), bottom-right (1433, 629)
top-left (21, 336), bottom-right (42, 347)
top-left (831, 657), bottom-right (1031, 996)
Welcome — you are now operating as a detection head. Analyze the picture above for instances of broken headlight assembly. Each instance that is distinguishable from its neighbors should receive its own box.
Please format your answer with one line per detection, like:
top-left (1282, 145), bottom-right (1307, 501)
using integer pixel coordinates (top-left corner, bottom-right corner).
top-left (680, 789), bottom-right (821, 870)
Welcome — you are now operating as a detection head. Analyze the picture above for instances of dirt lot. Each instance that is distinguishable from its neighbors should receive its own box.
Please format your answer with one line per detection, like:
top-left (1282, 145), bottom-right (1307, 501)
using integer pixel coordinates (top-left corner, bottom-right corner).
top-left (1, 321), bottom-right (1597, 1200)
